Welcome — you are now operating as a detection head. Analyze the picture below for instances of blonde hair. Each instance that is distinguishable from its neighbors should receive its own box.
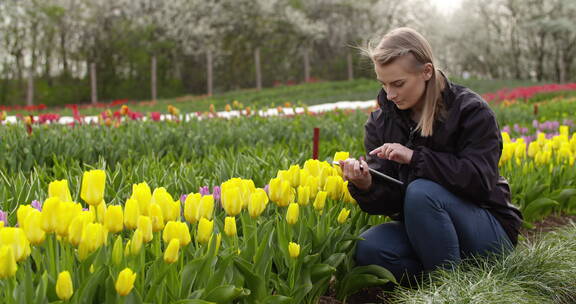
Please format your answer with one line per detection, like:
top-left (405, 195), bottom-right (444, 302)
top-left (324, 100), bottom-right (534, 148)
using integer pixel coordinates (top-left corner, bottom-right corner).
top-left (363, 27), bottom-right (443, 137)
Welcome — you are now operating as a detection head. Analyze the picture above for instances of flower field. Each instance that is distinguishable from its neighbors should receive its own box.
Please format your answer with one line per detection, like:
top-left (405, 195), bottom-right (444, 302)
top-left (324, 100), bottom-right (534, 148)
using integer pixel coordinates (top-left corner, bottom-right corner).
top-left (0, 84), bottom-right (575, 303)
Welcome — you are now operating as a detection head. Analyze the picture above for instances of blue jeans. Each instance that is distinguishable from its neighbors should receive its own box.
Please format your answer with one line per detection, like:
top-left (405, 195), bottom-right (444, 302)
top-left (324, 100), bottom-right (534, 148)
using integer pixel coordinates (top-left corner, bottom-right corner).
top-left (355, 179), bottom-right (513, 282)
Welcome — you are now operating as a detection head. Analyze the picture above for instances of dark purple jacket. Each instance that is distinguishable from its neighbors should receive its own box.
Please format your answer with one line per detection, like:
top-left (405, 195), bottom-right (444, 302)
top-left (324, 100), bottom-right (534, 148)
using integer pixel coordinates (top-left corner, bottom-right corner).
top-left (348, 78), bottom-right (523, 245)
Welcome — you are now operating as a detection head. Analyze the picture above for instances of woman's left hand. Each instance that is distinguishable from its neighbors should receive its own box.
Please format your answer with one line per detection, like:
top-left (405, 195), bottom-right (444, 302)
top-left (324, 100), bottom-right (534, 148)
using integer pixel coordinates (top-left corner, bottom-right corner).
top-left (369, 143), bottom-right (413, 164)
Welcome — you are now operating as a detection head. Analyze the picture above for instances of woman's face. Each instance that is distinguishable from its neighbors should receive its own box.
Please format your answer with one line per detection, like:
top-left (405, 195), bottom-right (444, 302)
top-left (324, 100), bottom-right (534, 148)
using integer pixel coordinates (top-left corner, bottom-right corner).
top-left (374, 55), bottom-right (432, 112)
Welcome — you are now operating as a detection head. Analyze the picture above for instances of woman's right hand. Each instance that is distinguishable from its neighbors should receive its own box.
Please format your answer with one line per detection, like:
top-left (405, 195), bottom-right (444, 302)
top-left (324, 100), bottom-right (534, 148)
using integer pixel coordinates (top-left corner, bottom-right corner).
top-left (339, 158), bottom-right (372, 191)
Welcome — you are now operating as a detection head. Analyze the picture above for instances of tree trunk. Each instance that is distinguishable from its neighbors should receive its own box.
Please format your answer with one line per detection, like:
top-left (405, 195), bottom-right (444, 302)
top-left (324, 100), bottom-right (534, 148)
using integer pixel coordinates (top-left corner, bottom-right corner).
top-left (206, 50), bottom-right (213, 96)
top-left (90, 62), bottom-right (98, 104)
top-left (151, 55), bottom-right (157, 101)
top-left (347, 52), bottom-right (354, 81)
top-left (254, 47), bottom-right (262, 90)
top-left (26, 69), bottom-right (34, 106)
top-left (303, 47), bottom-right (310, 82)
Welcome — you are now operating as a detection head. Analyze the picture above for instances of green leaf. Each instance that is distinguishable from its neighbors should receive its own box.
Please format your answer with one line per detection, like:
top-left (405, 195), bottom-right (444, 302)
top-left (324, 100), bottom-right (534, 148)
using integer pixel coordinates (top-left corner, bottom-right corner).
top-left (310, 264), bottom-right (336, 283)
top-left (202, 285), bottom-right (250, 304)
top-left (233, 257), bottom-right (267, 301)
top-left (74, 267), bottom-right (107, 304)
top-left (523, 197), bottom-right (559, 222)
top-left (261, 295), bottom-right (293, 304)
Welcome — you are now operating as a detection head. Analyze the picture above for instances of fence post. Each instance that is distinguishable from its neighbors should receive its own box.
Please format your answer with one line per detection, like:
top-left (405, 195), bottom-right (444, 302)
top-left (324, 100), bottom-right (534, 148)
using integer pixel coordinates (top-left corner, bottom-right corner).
top-left (313, 127), bottom-right (320, 160)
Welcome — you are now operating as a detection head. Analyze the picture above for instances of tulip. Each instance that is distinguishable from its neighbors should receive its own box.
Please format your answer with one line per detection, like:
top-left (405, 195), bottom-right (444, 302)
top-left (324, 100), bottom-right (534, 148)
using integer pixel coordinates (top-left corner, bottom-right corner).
top-left (132, 182), bottom-right (152, 216)
top-left (198, 195), bottom-right (214, 220)
top-left (222, 186), bottom-right (242, 216)
top-left (184, 193), bottom-right (201, 224)
top-left (268, 178), bottom-right (282, 203)
top-left (48, 179), bottom-right (73, 202)
top-left (78, 223), bottom-right (106, 260)
top-left (56, 201), bottom-right (83, 237)
top-left (68, 212), bottom-right (94, 247)
top-left (130, 229), bottom-right (144, 255)
top-left (276, 180), bottom-right (294, 207)
top-left (0, 246), bottom-right (17, 279)
top-left (333, 151), bottom-right (350, 162)
top-left (89, 201), bottom-right (107, 224)
top-left (162, 221), bottom-right (191, 246)
top-left (287, 165), bottom-right (301, 187)
top-left (40, 197), bottom-right (61, 233)
top-left (288, 242), bottom-right (300, 259)
top-left (197, 218), bottom-right (213, 245)
top-left (248, 188), bottom-right (268, 218)
top-left (115, 268), bottom-right (137, 296)
top-left (112, 236), bottom-right (123, 265)
top-left (104, 205), bottom-right (124, 234)
top-left (56, 271), bottom-right (74, 301)
top-left (286, 203), bottom-right (299, 225)
top-left (337, 208), bottom-right (351, 224)
top-left (149, 203), bottom-right (164, 232)
top-left (239, 180), bottom-right (256, 208)
top-left (17, 204), bottom-right (34, 228)
top-left (124, 198), bottom-right (140, 230)
top-left (137, 216), bottom-right (153, 243)
top-left (81, 170), bottom-right (106, 206)
top-left (22, 209), bottom-right (46, 245)
top-left (224, 216), bottom-right (237, 237)
top-left (313, 191), bottom-right (327, 211)
top-left (324, 176), bottom-right (343, 200)
top-left (341, 181), bottom-right (356, 204)
top-left (306, 176), bottom-right (320, 199)
top-left (303, 159), bottom-right (321, 177)
top-left (151, 187), bottom-right (175, 222)
top-left (0, 227), bottom-right (31, 262)
top-left (163, 239), bottom-right (180, 264)
top-left (297, 186), bottom-right (310, 206)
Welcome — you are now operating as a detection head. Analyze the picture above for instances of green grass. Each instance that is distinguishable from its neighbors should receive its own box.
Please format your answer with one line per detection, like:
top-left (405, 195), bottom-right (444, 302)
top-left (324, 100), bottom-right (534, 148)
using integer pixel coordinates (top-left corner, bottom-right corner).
top-left (10, 77), bottom-right (543, 116)
top-left (390, 224), bottom-right (576, 304)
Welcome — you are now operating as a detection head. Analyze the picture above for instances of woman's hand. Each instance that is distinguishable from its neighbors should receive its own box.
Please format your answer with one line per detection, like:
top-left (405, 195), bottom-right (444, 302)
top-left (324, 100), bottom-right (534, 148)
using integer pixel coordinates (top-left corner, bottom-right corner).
top-left (369, 143), bottom-right (413, 164)
top-left (339, 158), bottom-right (372, 191)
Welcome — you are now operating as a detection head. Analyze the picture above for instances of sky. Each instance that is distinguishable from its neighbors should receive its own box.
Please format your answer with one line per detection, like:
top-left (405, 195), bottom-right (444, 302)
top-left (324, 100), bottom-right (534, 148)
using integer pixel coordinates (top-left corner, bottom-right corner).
top-left (429, 0), bottom-right (463, 14)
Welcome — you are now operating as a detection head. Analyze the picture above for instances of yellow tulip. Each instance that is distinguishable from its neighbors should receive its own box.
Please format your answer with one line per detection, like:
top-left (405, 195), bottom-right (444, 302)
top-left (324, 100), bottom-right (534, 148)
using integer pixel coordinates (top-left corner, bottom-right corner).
top-left (104, 205), bottom-right (124, 234)
top-left (149, 203), bottom-right (164, 232)
top-left (167, 200), bottom-right (181, 222)
top-left (124, 240), bottom-right (131, 257)
top-left (17, 204), bottom-right (34, 229)
top-left (80, 169), bottom-right (106, 206)
top-left (131, 182), bottom-right (152, 216)
top-left (89, 201), bottom-right (107, 224)
top-left (303, 159), bottom-right (321, 177)
top-left (22, 209), bottom-right (46, 245)
top-left (49, 179), bottom-right (73, 202)
top-left (115, 268), bottom-right (137, 296)
top-left (337, 208), bottom-right (351, 224)
top-left (198, 195), bottom-right (214, 220)
top-left (184, 193), bottom-right (201, 224)
top-left (112, 236), bottom-right (123, 265)
top-left (286, 203), bottom-right (299, 225)
top-left (288, 242), bottom-right (300, 259)
top-left (224, 216), bottom-right (237, 237)
top-left (151, 187), bottom-right (175, 222)
top-left (163, 239), bottom-right (180, 264)
top-left (299, 169), bottom-right (310, 188)
top-left (162, 221), bottom-right (191, 246)
top-left (56, 201), bottom-right (83, 237)
top-left (40, 197), bottom-right (61, 233)
top-left (239, 180), bottom-right (256, 208)
top-left (68, 212), bottom-right (94, 247)
top-left (501, 132), bottom-right (511, 144)
top-left (123, 198), bottom-right (140, 230)
top-left (276, 180), bottom-right (294, 207)
top-left (137, 216), bottom-right (153, 243)
top-left (324, 175), bottom-right (343, 200)
top-left (306, 176), bottom-right (320, 199)
top-left (56, 271), bottom-right (74, 301)
top-left (0, 245), bottom-right (17, 279)
top-left (341, 181), bottom-right (356, 204)
top-left (297, 186), bottom-right (310, 206)
top-left (313, 191), bottom-right (327, 211)
top-left (78, 223), bottom-right (106, 260)
top-left (527, 141), bottom-right (540, 158)
top-left (268, 178), bottom-right (282, 203)
top-left (287, 165), bottom-right (301, 187)
top-left (222, 186), bottom-right (242, 216)
top-left (248, 188), bottom-right (268, 218)
top-left (333, 151), bottom-right (350, 162)
top-left (0, 227), bottom-right (31, 262)
top-left (130, 229), bottom-right (143, 255)
top-left (197, 218), bottom-right (213, 244)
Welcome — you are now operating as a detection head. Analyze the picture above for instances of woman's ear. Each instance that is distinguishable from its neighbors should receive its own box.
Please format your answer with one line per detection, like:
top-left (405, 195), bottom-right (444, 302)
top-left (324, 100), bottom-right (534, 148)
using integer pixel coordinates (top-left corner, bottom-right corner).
top-left (423, 63), bottom-right (433, 81)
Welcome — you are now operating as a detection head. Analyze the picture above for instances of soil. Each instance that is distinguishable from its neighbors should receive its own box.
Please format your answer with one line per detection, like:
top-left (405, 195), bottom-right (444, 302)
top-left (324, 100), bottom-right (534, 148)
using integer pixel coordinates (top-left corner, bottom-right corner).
top-left (319, 213), bottom-right (576, 304)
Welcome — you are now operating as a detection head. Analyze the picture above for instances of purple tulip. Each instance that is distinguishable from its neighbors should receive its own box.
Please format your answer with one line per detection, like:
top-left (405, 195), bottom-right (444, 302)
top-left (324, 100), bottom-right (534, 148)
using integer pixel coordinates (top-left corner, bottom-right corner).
top-left (212, 186), bottom-right (221, 203)
top-left (180, 194), bottom-right (188, 204)
top-left (563, 119), bottom-right (573, 126)
top-left (502, 126), bottom-right (511, 134)
top-left (532, 120), bottom-right (539, 129)
top-left (264, 184), bottom-right (270, 195)
top-left (0, 210), bottom-right (7, 226)
top-left (199, 186), bottom-right (210, 196)
top-left (513, 123), bottom-right (520, 133)
top-left (521, 127), bottom-right (529, 134)
top-left (552, 121), bottom-right (560, 129)
top-left (31, 199), bottom-right (42, 211)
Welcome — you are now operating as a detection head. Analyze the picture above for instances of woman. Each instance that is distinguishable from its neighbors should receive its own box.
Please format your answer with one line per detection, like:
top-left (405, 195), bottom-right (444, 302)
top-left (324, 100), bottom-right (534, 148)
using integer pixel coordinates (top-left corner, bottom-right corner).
top-left (339, 27), bottom-right (523, 282)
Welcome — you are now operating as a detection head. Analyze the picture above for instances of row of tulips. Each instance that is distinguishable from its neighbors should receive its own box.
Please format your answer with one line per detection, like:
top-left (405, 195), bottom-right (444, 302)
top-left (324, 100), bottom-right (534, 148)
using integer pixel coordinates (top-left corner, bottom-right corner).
top-left (0, 152), bottom-right (395, 303)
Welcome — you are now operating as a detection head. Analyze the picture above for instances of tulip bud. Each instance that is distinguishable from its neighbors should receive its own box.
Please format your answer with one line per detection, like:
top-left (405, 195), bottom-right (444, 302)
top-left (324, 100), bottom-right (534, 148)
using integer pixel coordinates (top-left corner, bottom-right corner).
top-left (324, 176), bottom-right (343, 201)
top-left (17, 204), bottom-right (34, 229)
top-left (163, 239), bottom-right (180, 264)
top-left (222, 186), bottom-right (242, 216)
top-left (22, 209), bottom-right (46, 245)
top-left (162, 221), bottom-right (191, 246)
top-left (132, 182), bottom-right (152, 216)
top-left (297, 186), bottom-right (310, 206)
top-left (137, 216), bottom-right (153, 243)
top-left (149, 203), bottom-right (164, 232)
top-left (115, 268), bottom-right (137, 296)
top-left (105, 205), bottom-right (124, 234)
top-left (0, 245), bottom-right (18, 279)
top-left (130, 229), bottom-right (143, 255)
top-left (224, 216), bottom-right (237, 237)
top-left (248, 188), bottom-right (268, 218)
top-left (0, 227), bottom-right (31, 262)
top-left (286, 203), bottom-right (299, 225)
top-left (333, 151), bottom-right (350, 163)
top-left (124, 198), bottom-right (140, 230)
top-left (313, 191), bottom-right (327, 211)
top-left (40, 197), bottom-right (61, 233)
top-left (112, 236), bottom-right (124, 265)
top-left (337, 208), bottom-right (351, 224)
top-left (288, 242), bottom-right (300, 259)
top-left (48, 179), bottom-right (73, 203)
top-left (197, 218), bottom-right (213, 244)
top-left (80, 170), bottom-right (106, 206)
top-left (68, 212), bottom-right (94, 247)
top-left (198, 195), bottom-right (214, 220)
top-left (184, 193), bottom-right (201, 224)
top-left (56, 271), bottom-right (74, 301)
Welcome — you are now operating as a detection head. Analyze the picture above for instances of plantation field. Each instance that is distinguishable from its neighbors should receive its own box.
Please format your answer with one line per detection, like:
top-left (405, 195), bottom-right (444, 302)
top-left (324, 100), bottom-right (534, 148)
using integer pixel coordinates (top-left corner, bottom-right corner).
top-left (0, 80), bottom-right (575, 303)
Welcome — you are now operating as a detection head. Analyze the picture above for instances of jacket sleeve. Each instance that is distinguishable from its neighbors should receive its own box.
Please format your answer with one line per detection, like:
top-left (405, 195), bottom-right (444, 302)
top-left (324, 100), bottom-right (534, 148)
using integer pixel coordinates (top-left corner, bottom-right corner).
top-left (410, 98), bottom-right (501, 200)
top-left (348, 111), bottom-right (404, 215)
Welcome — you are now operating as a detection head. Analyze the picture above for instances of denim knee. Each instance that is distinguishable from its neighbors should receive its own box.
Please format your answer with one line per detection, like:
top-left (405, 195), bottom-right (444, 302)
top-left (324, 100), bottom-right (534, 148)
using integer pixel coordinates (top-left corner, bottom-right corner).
top-left (404, 179), bottom-right (438, 214)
